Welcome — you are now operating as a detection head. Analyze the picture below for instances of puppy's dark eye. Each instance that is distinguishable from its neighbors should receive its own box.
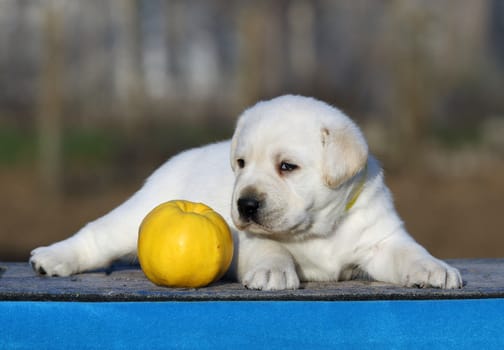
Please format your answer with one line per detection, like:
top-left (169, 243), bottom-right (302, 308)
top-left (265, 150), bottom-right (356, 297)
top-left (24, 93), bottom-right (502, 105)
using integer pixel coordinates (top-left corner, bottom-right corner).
top-left (237, 159), bottom-right (245, 169)
top-left (279, 162), bottom-right (298, 172)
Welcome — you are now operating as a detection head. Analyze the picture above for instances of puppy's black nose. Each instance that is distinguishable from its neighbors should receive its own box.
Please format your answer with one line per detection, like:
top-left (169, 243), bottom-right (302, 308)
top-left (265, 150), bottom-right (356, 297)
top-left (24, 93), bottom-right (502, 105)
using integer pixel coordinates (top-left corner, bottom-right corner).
top-left (237, 197), bottom-right (260, 220)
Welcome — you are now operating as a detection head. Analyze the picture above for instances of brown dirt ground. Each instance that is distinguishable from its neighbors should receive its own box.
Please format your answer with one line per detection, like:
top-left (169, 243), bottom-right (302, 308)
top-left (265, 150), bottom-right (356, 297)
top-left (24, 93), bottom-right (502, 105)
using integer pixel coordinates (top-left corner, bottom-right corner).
top-left (1, 165), bottom-right (503, 262)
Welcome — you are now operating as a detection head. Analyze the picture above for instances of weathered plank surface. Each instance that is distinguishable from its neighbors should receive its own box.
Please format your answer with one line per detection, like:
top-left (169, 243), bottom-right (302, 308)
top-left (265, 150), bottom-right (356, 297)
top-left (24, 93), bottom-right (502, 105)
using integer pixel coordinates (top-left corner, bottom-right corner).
top-left (1, 259), bottom-right (503, 301)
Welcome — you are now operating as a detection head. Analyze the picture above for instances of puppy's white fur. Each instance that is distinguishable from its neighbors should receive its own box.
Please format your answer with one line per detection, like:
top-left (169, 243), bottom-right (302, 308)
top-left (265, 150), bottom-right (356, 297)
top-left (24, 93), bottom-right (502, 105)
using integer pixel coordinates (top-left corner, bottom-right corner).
top-left (30, 95), bottom-right (462, 290)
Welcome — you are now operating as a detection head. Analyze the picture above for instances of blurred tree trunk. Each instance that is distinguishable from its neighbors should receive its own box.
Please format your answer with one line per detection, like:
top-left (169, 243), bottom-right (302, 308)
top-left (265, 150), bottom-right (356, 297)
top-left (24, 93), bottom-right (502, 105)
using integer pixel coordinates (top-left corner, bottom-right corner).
top-left (37, 1), bottom-right (63, 197)
top-left (111, 0), bottom-right (144, 127)
top-left (236, 5), bottom-right (264, 107)
top-left (287, 0), bottom-right (316, 90)
top-left (388, 1), bottom-right (432, 165)
top-left (236, 3), bottom-right (284, 107)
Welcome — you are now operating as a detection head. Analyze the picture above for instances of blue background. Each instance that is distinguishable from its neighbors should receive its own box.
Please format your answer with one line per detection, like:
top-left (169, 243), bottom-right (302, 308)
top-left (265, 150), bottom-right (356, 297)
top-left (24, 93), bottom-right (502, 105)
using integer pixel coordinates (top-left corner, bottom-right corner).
top-left (2, 299), bottom-right (503, 349)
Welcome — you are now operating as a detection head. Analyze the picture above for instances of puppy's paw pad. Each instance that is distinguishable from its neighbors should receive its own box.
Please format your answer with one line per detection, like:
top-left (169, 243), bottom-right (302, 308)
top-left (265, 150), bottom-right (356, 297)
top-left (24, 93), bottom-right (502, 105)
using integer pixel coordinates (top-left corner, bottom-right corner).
top-left (29, 246), bottom-right (76, 277)
top-left (405, 259), bottom-right (462, 289)
top-left (242, 266), bottom-right (300, 291)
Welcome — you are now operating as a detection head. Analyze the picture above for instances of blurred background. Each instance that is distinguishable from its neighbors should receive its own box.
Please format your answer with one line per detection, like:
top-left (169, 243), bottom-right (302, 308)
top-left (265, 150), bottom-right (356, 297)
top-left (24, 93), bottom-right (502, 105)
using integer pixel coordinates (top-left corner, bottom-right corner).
top-left (1, 0), bottom-right (503, 261)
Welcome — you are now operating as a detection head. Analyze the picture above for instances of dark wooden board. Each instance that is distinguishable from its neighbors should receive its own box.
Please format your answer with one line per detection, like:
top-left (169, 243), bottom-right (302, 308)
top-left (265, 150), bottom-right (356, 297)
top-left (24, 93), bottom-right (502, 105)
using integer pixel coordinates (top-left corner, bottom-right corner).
top-left (1, 259), bottom-right (503, 301)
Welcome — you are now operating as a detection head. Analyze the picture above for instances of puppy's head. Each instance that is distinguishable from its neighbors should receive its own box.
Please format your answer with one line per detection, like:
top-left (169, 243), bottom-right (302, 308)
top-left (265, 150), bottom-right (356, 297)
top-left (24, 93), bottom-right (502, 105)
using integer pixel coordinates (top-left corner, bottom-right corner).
top-left (230, 95), bottom-right (368, 238)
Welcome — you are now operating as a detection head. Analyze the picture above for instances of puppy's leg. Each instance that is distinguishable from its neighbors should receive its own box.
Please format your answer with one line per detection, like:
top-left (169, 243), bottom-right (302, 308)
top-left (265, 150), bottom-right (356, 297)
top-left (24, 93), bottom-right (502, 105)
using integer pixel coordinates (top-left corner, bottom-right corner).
top-left (362, 232), bottom-right (463, 289)
top-left (30, 192), bottom-right (152, 276)
top-left (234, 235), bottom-right (300, 290)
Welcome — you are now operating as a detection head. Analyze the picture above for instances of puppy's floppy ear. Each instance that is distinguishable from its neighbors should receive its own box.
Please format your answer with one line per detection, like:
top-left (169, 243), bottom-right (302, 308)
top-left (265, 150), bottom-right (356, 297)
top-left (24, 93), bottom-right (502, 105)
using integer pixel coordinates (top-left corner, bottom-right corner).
top-left (321, 125), bottom-right (368, 188)
top-left (230, 115), bottom-right (244, 171)
top-left (230, 129), bottom-right (239, 171)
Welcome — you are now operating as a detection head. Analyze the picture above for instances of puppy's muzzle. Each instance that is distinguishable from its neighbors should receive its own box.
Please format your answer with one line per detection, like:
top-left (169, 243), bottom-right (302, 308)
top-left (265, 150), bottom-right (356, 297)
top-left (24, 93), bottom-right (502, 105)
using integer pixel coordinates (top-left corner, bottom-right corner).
top-left (237, 197), bottom-right (261, 222)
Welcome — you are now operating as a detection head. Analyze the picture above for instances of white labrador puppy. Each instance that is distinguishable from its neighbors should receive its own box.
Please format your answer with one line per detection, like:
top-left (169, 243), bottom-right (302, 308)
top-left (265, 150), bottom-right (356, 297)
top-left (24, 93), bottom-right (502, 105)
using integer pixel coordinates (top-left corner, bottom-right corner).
top-left (30, 95), bottom-right (462, 290)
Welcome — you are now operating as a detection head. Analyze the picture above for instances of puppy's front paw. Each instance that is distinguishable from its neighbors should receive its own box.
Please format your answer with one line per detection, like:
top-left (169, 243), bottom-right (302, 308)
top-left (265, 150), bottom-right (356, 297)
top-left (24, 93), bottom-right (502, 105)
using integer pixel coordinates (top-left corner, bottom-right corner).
top-left (405, 258), bottom-right (462, 289)
top-left (29, 244), bottom-right (78, 277)
top-left (242, 263), bottom-right (300, 291)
